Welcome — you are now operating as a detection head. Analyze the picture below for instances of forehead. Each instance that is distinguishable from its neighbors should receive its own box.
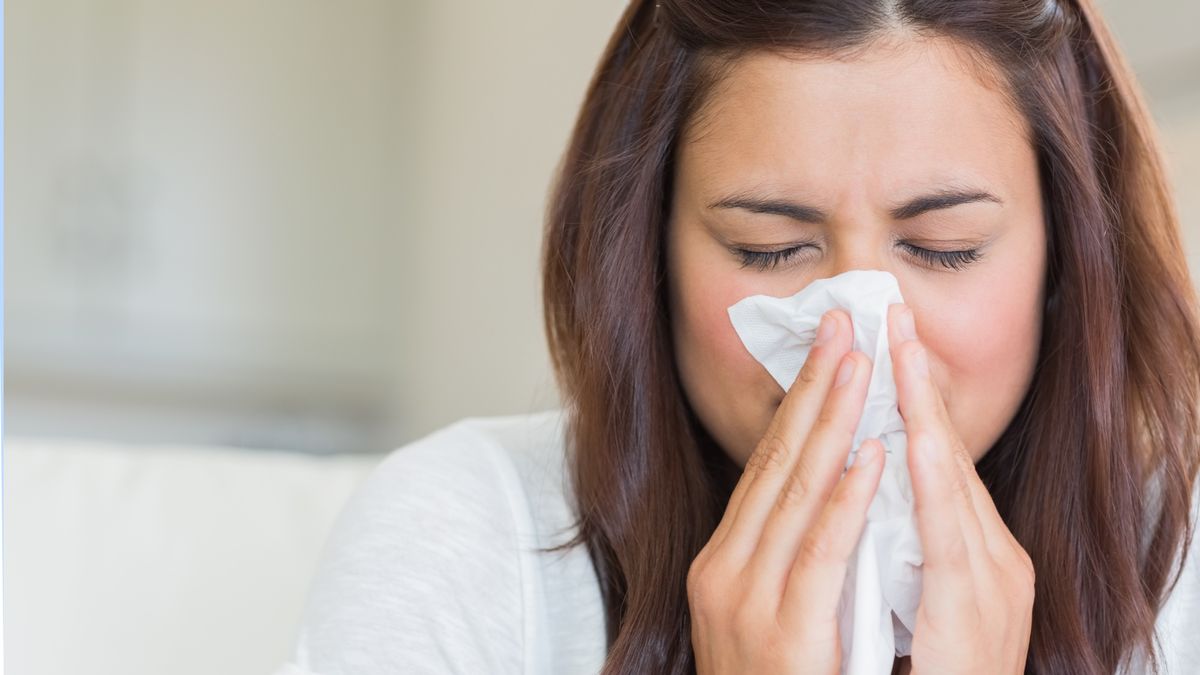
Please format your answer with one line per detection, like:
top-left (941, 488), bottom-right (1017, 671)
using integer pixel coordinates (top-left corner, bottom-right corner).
top-left (678, 37), bottom-right (1033, 200)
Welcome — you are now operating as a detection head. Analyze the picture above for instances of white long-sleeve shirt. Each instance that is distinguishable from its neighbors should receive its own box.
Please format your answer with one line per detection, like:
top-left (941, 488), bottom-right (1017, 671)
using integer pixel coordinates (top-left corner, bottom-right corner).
top-left (274, 409), bottom-right (607, 674)
top-left (274, 407), bottom-right (1200, 674)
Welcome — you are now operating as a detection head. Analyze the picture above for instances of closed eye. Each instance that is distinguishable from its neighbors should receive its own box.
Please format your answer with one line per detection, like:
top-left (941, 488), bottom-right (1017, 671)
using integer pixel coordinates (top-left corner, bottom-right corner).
top-left (732, 244), bottom-right (818, 271)
top-left (897, 243), bottom-right (984, 271)
top-left (732, 242), bottom-right (985, 271)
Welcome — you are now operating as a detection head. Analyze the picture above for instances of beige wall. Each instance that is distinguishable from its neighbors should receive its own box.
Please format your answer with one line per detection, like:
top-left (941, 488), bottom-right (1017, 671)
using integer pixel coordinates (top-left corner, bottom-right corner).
top-left (385, 1), bottom-right (628, 442)
top-left (7, 1), bottom-right (420, 452)
top-left (1157, 101), bottom-right (1200, 276)
top-left (5, 1), bottom-right (626, 451)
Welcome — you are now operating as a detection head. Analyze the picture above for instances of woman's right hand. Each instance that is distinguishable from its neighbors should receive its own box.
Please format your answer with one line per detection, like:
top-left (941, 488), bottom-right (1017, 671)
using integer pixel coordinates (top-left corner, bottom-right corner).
top-left (687, 308), bottom-right (885, 675)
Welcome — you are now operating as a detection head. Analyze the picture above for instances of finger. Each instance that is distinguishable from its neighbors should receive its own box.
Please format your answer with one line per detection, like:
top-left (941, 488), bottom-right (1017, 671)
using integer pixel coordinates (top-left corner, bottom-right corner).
top-left (745, 349), bottom-right (874, 590)
top-left (887, 303), bottom-right (1013, 560)
top-left (777, 438), bottom-right (886, 631)
top-left (886, 303), bottom-right (956, 444)
top-left (888, 304), bottom-right (990, 539)
top-left (894, 336), bottom-right (989, 561)
top-left (908, 429), bottom-right (979, 624)
top-left (710, 309), bottom-right (853, 558)
top-left (944, 428), bottom-right (1028, 562)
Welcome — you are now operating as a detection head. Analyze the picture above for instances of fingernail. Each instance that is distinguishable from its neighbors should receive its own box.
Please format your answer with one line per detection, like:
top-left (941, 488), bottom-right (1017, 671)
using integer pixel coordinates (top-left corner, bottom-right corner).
top-left (898, 306), bottom-right (917, 342)
top-left (855, 441), bottom-right (879, 466)
top-left (814, 312), bottom-right (837, 346)
top-left (835, 355), bottom-right (856, 387)
top-left (911, 346), bottom-right (929, 378)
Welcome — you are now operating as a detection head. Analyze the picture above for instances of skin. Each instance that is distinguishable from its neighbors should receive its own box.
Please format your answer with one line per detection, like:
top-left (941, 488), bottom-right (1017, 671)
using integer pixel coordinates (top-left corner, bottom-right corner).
top-left (668, 35), bottom-right (1044, 674)
top-left (666, 37), bottom-right (1046, 468)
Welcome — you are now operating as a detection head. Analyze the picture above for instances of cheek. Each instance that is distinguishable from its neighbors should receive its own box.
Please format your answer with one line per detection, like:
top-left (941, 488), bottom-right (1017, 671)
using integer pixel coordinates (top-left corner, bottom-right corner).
top-left (923, 296), bottom-right (1036, 384)
top-left (671, 252), bottom-right (793, 464)
top-left (912, 266), bottom-right (1043, 455)
top-left (676, 268), bottom-right (766, 377)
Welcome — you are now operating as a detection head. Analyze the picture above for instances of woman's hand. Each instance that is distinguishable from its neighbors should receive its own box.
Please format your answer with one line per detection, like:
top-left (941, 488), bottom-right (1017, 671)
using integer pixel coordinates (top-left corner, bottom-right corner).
top-left (687, 308), bottom-right (885, 675)
top-left (887, 302), bottom-right (1036, 675)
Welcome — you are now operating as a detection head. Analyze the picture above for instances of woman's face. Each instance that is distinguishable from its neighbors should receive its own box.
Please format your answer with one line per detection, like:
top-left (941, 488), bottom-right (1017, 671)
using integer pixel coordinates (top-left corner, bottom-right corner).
top-left (666, 37), bottom-right (1046, 467)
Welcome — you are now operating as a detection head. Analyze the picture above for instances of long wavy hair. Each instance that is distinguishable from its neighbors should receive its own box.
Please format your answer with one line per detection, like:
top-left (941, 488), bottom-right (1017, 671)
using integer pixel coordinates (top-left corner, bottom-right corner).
top-left (539, 1), bottom-right (1200, 673)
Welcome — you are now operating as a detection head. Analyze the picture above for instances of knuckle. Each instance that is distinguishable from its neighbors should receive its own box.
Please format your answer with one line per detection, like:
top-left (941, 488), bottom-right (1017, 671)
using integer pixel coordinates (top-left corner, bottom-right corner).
top-left (796, 357), bottom-right (822, 387)
top-left (1018, 546), bottom-right (1035, 573)
top-left (777, 461), bottom-right (816, 510)
top-left (828, 474), bottom-right (857, 507)
top-left (944, 533), bottom-right (969, 565)
top-left (758, 629), bottom-right (789, 661)
top-left (951, 442), bottom-right (974, 473)
top-left (686, 562), bottom-right (719, 612)
top-left (748, 435), bottom-right (791, 474)
top-left (687, 552), bottom-right (743, 616)
top-left (951, 468), bottom-right (972, 504)
top-left (730, 595), bottom-right (760, 627)
top-left (814, 406), bottom-right (856, 440)
top-left (730, 604), bottom-right (765, 646)
top-left (799, 529), bottom-right (835, 566)
top-left (814, 394), bottom-right (859, 438)
top-left (1014, 546), bottom-right (1036, 586)
top-left (1003, 560), bottom-right (1036, 609)
top-left (901, 339), bottom-right (925, 366)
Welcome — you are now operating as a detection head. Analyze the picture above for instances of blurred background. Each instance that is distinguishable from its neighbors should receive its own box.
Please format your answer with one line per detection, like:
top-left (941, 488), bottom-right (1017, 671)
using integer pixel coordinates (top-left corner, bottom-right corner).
top-left (5, 1), bottom-right (1200, 455)
top-left (5, 1), bottom-right (630, 455)
top-left (3, 2), bottom-right (1197, 675)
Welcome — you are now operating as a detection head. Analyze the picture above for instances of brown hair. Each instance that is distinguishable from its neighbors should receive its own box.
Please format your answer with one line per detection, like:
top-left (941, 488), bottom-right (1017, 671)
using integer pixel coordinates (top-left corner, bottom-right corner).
top-left (540, 0), bottom-right (1200, 673)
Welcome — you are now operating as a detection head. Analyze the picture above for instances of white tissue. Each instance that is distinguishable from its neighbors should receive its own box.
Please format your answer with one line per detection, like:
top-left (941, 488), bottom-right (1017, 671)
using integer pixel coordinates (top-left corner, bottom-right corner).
top-left (726, 269), bottom-right (923, 675)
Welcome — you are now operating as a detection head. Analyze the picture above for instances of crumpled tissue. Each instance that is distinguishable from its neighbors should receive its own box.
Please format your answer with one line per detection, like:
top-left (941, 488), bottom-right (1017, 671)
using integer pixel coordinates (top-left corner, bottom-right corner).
top-left (725, 269), bottom-right (923, 675)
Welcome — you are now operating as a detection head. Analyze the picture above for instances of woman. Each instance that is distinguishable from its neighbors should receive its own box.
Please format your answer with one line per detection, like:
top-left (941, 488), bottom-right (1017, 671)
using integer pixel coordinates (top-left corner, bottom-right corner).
top-left (277, 1), bottom-right (1200, 673)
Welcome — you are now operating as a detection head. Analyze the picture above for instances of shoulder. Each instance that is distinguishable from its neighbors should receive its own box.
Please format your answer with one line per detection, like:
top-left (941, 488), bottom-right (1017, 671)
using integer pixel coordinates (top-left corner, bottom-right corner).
top-left (458, 409), bottom-right (609, 670)
top-left (354, 408), bottom-right (576, 554)
top-left (358, 408), bottom-right (566, 512)
top-left (322, 408), bottom-right (570, 553)
top-left (359, 407), bottom-right (569, 509)
top-left (452, 409), bottom-right (579, 539)
top-left (282, 408), bottom-right (584, 675)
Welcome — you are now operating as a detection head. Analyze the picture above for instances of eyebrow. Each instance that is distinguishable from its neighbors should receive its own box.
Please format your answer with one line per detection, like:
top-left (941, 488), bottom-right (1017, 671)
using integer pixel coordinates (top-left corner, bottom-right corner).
top-left (707, 186), bottom-right (1003, 223)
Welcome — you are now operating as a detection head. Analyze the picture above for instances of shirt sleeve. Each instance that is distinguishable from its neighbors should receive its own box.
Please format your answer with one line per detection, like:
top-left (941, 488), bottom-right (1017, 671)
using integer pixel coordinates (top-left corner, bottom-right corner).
top-left (274, 425), bottom-right (532, 675)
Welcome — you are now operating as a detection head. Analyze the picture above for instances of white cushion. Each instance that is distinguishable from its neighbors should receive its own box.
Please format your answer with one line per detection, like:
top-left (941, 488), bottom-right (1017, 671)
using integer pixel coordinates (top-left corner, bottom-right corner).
top-left (4, 436), bottom-right (383, 675)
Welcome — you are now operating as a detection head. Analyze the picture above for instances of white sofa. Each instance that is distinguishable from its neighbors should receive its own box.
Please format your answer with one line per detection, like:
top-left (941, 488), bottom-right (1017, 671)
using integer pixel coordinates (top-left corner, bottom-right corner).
top-left (4, 436), bottom-right (384, 675)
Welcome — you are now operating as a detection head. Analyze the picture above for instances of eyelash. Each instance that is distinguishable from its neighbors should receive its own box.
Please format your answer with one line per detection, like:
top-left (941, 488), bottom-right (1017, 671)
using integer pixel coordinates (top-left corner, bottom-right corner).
top-left (733, 242), bottom-right (984, 272)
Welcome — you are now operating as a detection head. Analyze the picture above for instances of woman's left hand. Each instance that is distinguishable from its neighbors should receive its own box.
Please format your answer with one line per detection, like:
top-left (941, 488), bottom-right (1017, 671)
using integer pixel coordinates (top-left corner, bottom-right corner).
top-left (887, 302), bottom-right (1036, 675)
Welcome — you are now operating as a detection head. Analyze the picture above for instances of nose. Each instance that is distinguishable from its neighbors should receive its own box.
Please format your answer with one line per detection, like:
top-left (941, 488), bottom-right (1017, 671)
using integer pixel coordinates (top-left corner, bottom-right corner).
top-left (818, 236), bottom-right (895, 279)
